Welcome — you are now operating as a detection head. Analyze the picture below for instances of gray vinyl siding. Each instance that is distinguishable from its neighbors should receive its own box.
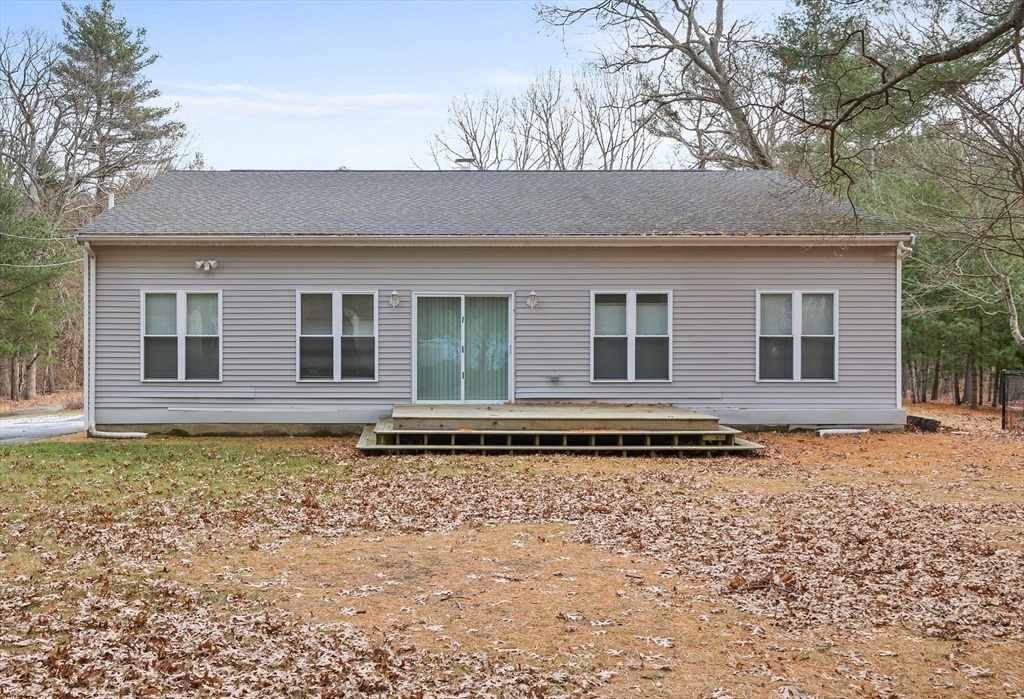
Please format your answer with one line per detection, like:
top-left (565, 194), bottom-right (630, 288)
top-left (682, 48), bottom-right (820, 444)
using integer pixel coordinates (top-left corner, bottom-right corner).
top-left (92, 244), bottom-right (898, 419)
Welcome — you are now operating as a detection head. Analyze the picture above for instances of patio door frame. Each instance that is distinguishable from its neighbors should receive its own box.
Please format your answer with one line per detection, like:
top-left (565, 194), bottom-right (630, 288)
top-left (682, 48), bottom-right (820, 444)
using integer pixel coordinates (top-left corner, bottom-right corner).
top-left (411, 292), bottom-right (515, 404)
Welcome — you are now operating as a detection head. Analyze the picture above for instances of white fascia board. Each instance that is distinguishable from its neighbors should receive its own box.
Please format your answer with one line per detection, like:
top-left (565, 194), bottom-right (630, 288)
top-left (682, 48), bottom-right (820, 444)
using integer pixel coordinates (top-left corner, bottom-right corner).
top-left (75, 233), bottom-right (915, 247)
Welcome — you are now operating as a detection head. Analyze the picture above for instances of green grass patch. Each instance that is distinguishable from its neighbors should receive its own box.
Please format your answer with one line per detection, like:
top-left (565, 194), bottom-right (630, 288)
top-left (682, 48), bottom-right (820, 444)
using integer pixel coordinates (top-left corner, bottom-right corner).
top-left (0, 437), bottom-right (351, 512)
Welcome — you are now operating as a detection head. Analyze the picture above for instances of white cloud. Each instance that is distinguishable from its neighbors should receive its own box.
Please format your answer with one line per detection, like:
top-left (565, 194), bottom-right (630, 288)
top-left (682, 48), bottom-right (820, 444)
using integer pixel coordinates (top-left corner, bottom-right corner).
top-left (155, 81), bottom-right (448, 120)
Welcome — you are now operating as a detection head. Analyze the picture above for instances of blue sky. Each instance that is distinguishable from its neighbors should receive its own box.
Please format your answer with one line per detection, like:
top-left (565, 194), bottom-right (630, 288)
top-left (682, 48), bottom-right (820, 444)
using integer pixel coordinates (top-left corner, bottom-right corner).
top-left (2, 1), bottom-right (784, 170)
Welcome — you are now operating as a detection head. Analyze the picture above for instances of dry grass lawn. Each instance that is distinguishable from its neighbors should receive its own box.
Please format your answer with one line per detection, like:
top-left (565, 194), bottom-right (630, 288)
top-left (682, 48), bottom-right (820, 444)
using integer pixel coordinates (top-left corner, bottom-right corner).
top-left (1, 400), bottom-right (1022, 697)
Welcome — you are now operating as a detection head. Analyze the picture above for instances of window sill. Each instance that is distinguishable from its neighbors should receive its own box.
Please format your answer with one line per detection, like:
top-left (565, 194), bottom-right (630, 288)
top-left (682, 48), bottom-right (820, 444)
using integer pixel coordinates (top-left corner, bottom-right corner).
top-left (296, 379), bottom-right (379, 383)
top-left (755, 379), bottom-right (839, 383)
top-left (141, 379), bottom-right (223, 383)
top-left (590, 379), bottom-right (673, 383)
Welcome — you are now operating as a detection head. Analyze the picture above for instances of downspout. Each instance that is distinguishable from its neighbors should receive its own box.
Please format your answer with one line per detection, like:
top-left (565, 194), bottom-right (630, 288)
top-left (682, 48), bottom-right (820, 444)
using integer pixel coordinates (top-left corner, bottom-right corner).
top-left (895, 234), bottom-right (915, 411)
top-left (83, 242), bottom-right (96, 432)
top-left (80, 241), bottom-right (148, 440)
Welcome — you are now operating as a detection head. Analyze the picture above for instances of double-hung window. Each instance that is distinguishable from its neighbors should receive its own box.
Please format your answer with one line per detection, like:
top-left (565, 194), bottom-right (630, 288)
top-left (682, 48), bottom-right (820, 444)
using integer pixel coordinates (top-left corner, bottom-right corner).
top-left (592, 292), bottom-right (671, 381)
top-left (142, 292), bottom-right (221, 381)
top-left (757, 291), bottom-right (837, 381)
top-left (297, 292), bottom-right (376, 381)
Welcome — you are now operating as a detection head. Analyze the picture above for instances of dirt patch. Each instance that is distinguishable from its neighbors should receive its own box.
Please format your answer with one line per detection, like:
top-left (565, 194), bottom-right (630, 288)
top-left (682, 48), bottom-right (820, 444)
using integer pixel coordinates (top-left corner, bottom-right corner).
top-left (750, 429), bottom-right (1023, 504)
top-left (197, 524), bottom-right (678, 659)
top-left (190, 525), bottom-right (1024, 698)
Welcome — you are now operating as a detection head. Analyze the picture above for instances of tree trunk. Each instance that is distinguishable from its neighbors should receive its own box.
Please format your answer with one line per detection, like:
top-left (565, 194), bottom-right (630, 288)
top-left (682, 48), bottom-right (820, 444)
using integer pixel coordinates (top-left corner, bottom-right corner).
top-left (910, 362), bottom-right (919, 403)
top-left (25, 355), bottom-right (39, 400)
top-left (10, 359), bottom-right (20, 401)
top-left (968, 358), bottom-right (979, 410)
top-left (953, 370), bottom-right (962, 405)
top-left (931, 354), bottom-right (942, 401)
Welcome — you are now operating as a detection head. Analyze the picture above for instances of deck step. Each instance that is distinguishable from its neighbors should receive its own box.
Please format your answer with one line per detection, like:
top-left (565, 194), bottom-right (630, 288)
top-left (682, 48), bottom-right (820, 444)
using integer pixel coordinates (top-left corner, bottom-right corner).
top-left (357, 404), bottom-right (763, 456)
top-left (358, 429), bottom-right (763, 456)
top-left (357, 425), bottom-right (763, 454)
top-left (390, 403), bottom-right (721, 432)
top-left (373, 416), bottom-right (745, 436)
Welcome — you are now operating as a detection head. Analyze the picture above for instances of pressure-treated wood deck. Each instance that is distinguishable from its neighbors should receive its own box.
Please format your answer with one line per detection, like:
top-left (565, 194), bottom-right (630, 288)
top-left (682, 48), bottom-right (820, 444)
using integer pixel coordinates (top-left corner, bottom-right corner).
top-left (357, 404), bottom-right (763, 456)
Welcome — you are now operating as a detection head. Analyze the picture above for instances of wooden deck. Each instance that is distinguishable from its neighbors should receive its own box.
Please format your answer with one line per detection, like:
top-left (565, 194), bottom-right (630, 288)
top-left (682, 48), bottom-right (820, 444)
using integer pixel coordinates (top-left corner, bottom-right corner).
top-left (358, 403), bottom-right (763, 456)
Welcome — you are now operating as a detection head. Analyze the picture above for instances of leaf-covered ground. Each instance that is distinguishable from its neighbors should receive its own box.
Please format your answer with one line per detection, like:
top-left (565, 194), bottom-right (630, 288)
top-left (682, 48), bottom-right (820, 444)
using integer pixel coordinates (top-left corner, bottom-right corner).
top-left (1, 402), bottom-right (1023, 697)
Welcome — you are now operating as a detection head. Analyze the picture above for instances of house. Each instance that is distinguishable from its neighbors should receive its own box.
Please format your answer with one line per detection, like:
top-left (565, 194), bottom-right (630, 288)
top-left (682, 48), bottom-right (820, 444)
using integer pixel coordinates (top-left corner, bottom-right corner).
top-left (75, 169), bottom-right (911, 435)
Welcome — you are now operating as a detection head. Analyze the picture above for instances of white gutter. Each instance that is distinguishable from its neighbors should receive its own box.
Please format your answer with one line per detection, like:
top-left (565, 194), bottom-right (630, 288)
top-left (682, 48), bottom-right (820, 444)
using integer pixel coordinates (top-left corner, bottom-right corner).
top-left (75, 233), bottom-right (916, 247)
top-left (83, 242), bottom-right (96, 432)
top-left (896, 239), bottom-right (903, 410)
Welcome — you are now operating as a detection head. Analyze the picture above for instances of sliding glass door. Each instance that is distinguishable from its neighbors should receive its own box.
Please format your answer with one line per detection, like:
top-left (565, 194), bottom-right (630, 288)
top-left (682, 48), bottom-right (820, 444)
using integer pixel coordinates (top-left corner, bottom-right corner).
top-left (416, 295), bottom-right (510, 402)
top-left (416, 297), bottom-right (462, 401)
top-left (465, 297), bottom-right (509, 400)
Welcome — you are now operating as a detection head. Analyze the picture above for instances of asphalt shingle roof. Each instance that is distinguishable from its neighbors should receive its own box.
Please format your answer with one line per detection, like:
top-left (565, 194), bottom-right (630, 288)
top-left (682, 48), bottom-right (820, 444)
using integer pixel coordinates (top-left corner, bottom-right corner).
top-left (77, 169), bottom-right (896, 237)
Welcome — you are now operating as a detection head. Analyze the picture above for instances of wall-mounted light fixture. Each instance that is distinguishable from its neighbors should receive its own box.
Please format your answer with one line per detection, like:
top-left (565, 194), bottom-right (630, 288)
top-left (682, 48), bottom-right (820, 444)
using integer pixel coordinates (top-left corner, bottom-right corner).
top-left (390, 290), bottom-right (400, 308)
top-left (194, 260), bottom-right (218, 271)
top-left (527, 290), bottom-right (538, 308)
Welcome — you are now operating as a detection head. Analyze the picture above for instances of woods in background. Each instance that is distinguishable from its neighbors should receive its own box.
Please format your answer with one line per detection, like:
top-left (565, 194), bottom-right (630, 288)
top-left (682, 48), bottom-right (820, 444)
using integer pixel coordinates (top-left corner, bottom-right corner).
top-left (0, 0), bottom-right (193, 400)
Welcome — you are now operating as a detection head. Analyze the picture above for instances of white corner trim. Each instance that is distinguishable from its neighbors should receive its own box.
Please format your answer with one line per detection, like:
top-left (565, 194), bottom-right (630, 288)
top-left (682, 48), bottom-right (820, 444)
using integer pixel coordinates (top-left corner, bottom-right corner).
top-left (83, 243), bottom-right (96, 431)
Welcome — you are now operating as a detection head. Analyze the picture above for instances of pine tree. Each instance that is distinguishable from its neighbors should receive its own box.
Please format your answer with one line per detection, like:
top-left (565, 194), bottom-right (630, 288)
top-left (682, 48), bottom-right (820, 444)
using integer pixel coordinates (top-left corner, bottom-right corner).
top-left (55, 0), bottom-right (187, 208)
top-left (0, 179), bottom-right (76, 399)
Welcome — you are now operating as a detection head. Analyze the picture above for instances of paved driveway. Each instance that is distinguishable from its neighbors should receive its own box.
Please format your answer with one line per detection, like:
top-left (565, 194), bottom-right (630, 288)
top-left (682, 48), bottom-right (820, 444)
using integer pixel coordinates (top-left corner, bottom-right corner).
top-left (0, 413), bottom-right (85, 445)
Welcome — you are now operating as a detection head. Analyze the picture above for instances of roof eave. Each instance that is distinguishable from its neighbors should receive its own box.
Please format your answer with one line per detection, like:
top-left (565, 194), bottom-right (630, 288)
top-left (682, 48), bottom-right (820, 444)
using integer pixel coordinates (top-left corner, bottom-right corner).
top-left (75, 232), bottom-right (913, 247)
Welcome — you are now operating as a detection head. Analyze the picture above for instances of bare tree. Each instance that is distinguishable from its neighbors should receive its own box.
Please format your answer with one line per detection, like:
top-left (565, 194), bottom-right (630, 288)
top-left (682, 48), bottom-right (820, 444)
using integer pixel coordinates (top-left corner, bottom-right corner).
top-left (576, 69), bottom-right (662, 169)
top-left (870, 48), bottom-right (1024, 349)
top-left (931, 80), bottom-right (1024, 348)
top-left (0, 29), bottom-right (70, 223)
top-left (539, 0), bottom-right (790, 170)
top-left (427, 68), bottom-right (661, 170)
top-left (1, 4), bottom-right (189, 232)
top-left (428, 93), bottom-right (512, 170)
top-left (540, 0), bottom-right (1024, 181)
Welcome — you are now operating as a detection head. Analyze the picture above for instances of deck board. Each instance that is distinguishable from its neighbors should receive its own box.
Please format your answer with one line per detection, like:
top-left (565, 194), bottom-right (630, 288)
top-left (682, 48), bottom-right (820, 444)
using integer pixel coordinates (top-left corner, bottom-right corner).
top-left (357, 425), bottom-right (764, 454)
top-left (391, 403), bottom-right (721, 432)
top-left (374, 416), bottom-right (743, 436)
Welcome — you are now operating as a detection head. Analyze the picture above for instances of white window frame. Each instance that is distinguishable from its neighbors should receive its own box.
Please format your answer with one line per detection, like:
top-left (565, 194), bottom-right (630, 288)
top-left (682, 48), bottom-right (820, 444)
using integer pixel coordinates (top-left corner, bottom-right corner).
top-left (140, 290), bottom-right (223, 382)
top-left (755, 290), bottom-right (839, 382)
top-left (410, 292), bottom-right (516, 404)
top-left (590, 290), bottom-right (673, 383)
top-left (295, 291), bottom-right (378, 382)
